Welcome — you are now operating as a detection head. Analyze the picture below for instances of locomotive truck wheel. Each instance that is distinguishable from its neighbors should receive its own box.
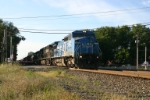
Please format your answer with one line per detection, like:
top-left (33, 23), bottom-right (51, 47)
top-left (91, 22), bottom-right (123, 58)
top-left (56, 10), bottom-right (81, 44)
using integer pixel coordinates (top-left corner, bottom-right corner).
top-left (94, 63), bottom-right (99, 70)
top-left (66, 58), bottom-right (74, 68)
top-left (75, 64), bottom-right (79, 69)
top-left (52, 60), bottom-right (56, 66)
top-left (81, 62), bottom-right (85, 69)
top-left (46, 60), bottom-right (49, 65)
top-left (67, 61), bottom-right (71, 68)
top-left (49, 60), bottom-right (51, 66)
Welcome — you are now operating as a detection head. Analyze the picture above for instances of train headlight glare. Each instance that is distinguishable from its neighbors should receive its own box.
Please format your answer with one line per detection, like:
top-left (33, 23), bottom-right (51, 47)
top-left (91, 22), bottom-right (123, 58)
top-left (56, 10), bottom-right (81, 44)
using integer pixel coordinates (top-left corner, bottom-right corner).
top-left (80, 56), bottom-right (82, 58)
top-left (83, 30), bottom-right (86, 33)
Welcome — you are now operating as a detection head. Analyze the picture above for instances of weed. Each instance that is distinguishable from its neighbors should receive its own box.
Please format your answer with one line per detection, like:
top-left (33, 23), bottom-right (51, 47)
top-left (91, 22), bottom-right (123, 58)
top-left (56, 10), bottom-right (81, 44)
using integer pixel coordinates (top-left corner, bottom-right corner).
top-left (0, 64), bottom-right (83, 100)
top-left (57, 69), bottom-right (62, 75)
top-left (64, 73), bottom-right (75, 79)
top-left (26, 70), bottom-right (34, 75)
top-left (94, 81), bottom-right (101, 86)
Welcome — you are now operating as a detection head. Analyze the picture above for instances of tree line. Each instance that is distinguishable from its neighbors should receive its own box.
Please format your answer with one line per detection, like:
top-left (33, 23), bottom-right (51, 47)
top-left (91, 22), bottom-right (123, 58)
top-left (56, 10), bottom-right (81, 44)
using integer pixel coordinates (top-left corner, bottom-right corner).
top-left (0, 19), bottom-right (23, 62)
top-left (94, 24), bottom-right (150, 66)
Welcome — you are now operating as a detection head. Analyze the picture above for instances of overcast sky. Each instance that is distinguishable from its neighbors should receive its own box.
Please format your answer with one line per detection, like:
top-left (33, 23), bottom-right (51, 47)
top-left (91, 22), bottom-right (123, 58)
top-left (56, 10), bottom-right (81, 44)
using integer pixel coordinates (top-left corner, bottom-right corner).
top-left (0, 0), bottom-right (150, 60)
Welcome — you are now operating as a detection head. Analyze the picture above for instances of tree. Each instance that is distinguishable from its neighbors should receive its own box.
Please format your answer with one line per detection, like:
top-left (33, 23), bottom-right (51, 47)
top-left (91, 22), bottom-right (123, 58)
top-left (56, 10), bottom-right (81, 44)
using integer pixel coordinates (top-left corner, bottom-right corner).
top-left (95, 24), bottom-right (150, 65)
top-left (0, 19), bottom-right (24, 62)
top-left (114, 25), bottom-right (131, 64)
top-left (95, 27), bottom-right (117, 64)
top-left (130, 24), bottom-right (150, 64)
top-left (114, 48), bottom-right (130, 63)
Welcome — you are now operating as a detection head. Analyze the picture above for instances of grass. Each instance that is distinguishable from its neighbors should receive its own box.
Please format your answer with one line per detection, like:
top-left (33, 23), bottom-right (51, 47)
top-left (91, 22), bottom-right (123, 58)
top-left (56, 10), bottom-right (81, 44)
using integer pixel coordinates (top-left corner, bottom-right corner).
top-left (0, 64), bottom-right (132, 100)
top-left (0, 64), bottom-right (82, 100)
top-left (37, 69), bottom-right (131, 100)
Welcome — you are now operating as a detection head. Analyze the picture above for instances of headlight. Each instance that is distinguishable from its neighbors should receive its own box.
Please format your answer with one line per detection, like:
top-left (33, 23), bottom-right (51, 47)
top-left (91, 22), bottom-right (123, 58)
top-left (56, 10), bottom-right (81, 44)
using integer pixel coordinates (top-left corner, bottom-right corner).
top-left (80, 56), bottom-right (82, 58)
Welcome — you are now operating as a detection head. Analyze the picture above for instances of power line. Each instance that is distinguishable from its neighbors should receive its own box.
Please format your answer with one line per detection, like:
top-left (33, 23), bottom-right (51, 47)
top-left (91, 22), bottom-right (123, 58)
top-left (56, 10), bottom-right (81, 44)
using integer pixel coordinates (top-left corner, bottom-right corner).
top-left (18, 22), bottom-right (150, 32)
top-left (15, 18), bottom-right (150, 27)
top-left (18, 22), bottom-right (150, 35)
top-left (127, 22), bottom-right (150, 27)
top-left (19, 28), bottom-right (76, 31)
top-left (24, 9), bottom-right (150, 21)
top-left (19, 30), bottom-right (70, 34)
top-left (1, 6), bottom-right (150, 20)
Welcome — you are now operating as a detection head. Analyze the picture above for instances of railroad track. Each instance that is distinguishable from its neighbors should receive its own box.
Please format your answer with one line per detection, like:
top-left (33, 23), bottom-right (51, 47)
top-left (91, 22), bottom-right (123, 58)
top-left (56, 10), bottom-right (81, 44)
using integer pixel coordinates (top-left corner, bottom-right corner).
top-left (22, 65), bottom-right (150, 79)
top-left (70, 68), bottom-right (150, 79)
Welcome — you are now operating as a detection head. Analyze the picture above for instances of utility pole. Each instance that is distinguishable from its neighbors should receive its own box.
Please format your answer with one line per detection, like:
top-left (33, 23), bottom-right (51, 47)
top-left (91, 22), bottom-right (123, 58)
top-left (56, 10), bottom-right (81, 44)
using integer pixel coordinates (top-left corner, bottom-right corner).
top-left (10, 36), bottom-right (13, 63)
top-left (1, 37), bottom-right (4, 64)
top-left (135, 36), bottom-right (139, 70)
top-left (12, 45), bottom-right (14, 63)
top-left (4, 30), bottom-right (7, 63)
top-left (5, 29), bottom-right (7, 62)
top-left (1, 29), bottom-right (7, 64)
top-left (10, 37), bottom-right (12, 58)
top-left (145, 46), bottom-right (147, 70)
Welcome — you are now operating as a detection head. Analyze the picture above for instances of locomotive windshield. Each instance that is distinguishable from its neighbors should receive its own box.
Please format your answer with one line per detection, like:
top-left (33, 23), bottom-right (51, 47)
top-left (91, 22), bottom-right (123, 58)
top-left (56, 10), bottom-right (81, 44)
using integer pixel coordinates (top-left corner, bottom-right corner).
top-left (72, 30), bottom-right (95, 38)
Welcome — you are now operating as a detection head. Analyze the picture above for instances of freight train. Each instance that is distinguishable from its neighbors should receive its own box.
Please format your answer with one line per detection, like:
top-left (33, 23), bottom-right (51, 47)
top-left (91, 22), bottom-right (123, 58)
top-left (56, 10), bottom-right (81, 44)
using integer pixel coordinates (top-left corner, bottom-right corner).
top-left (19, 30), bottom-right (102, 69)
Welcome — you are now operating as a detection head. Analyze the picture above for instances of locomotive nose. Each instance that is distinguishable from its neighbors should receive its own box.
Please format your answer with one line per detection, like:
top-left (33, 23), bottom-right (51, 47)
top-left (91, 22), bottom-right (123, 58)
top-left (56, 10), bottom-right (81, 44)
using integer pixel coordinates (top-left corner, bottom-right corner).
top-left (75, 37), bottom-right (98, 54)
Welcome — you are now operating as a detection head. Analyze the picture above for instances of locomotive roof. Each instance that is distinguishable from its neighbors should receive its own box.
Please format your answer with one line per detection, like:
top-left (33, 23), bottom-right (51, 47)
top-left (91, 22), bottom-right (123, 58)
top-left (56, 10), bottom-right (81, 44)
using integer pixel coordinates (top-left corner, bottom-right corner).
top-left (50, 41), bottom-right (59, 46)
top-left (72, 30), bottom-right (94, 34)
top-left (39, 41), bottom-right (60, 51)
top-left (63, 30), bottom-right (95, 41)
top-left (72, 30), bottom-right (95, 38)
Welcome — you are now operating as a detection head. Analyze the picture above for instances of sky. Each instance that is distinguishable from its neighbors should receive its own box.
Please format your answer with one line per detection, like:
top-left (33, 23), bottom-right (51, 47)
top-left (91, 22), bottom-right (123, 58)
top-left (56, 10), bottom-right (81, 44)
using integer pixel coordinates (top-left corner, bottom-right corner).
top-left (0, 0), bottom-right (150, 60)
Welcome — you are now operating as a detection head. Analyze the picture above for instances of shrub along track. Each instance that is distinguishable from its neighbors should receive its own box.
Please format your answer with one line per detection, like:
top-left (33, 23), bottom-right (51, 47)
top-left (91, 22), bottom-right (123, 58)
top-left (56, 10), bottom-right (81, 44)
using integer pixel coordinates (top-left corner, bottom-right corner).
top-left (27, 66), bottom-right (150, 100)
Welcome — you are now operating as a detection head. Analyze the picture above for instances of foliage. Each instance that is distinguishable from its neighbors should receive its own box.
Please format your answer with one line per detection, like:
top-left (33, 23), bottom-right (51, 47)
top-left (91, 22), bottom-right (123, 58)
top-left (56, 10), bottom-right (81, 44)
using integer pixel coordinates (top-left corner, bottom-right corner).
top-left (95, 27), bottom-right (117, 64)
top-left (95, 24), bottom-right (150, 65)
top-left (0, 19), bottom-right (23, 61)
top-left (114, 48), bottom-right (130, 63)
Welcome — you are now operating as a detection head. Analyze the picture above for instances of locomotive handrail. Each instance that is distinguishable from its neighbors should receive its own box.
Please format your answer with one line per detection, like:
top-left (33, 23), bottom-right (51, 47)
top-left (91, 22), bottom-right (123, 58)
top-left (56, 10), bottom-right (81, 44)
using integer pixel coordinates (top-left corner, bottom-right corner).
top-left (99, 48), bottom-right (102, 58)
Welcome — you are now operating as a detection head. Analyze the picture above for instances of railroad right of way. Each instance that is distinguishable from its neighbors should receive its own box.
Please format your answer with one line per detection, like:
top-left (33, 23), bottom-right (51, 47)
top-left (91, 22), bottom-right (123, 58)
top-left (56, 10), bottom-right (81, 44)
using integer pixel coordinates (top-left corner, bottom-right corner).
top-left (23, 65), bottom-right (150, 99)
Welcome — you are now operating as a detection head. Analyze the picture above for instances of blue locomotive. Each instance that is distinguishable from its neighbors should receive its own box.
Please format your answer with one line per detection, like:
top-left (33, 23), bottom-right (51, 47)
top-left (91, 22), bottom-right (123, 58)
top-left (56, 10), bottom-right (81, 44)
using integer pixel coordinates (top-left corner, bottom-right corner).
top-left (21, 30), bottom-right (101, 69)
